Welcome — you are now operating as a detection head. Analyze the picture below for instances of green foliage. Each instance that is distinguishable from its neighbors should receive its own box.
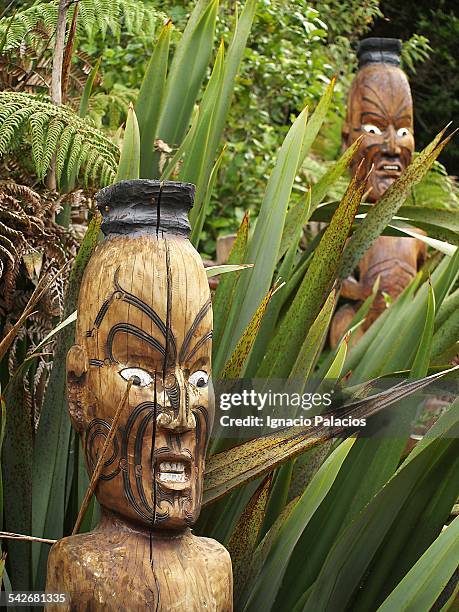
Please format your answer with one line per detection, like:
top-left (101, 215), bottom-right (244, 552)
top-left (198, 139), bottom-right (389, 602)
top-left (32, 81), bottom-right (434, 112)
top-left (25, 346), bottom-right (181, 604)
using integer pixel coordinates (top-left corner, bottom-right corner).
top-left (136, 20), bottom-right (172, 178)
top-left (0, 92), bottom-right (118, 185)
top-left (115, 105), bottom-right (140, 181)
top-left (377, 514), bottom-right (459, 612)
top-left (259, 168), bottom-right (366, 379)
top-left (204, 1), bottom-right (335, 255)
top-left (1, 3), bottom-right (458, 611)
top-left (0, 0), bottom-right (160, 52)
top-left (241, 439), bottom-right (356, 611)
top-left (147, 0), bottom-right (376, 257)
top-left (401, 34), bottom-right (432, 73)
top-left (302, 403), bottom-right (459, 611)
top-left (408, 160), bottom-right (459, 209)
top-left (88, 85), bottom-right (138, 131)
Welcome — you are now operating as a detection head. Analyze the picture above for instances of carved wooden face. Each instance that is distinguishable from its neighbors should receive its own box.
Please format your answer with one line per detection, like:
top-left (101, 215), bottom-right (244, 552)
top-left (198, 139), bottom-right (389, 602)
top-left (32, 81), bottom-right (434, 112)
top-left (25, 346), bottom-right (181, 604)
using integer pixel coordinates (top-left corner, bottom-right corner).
top-left (343, 64), bottom-right (414, 201)
top-left (67, 235), bottom-right (213, 530)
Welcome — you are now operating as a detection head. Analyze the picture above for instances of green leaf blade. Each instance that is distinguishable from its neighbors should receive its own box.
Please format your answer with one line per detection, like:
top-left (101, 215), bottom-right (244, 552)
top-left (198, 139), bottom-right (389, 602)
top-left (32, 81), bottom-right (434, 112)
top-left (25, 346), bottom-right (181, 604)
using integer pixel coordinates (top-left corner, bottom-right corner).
top-left (136, 20), bottom-right (172, 179)
top-left (115, 104), bottom-right (140, 182)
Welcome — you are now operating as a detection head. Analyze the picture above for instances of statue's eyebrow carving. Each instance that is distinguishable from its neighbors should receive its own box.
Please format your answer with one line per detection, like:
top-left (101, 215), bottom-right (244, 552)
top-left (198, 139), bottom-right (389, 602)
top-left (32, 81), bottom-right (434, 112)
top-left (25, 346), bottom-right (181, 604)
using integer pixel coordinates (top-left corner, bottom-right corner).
top-left (362, 85), bottom-right (389, 117)
top-left (179, 297), bottom-right (212, 363)
top-left (186, 331), bottom-right (213, 363)
top-left (90, 267), bottom-right (177, 362)
top-left (92, 269), bottom-right (212, 366)
top-left (395, 111), bottom-right (411, 121)
top-left (94, 296), bottom-right (114, 329)
top-left (115, 267), bottom-right (177, 362)
top-left (105, 323), bottom-right (167, 363)
top-left (360, 111), bottom-right (386, 122)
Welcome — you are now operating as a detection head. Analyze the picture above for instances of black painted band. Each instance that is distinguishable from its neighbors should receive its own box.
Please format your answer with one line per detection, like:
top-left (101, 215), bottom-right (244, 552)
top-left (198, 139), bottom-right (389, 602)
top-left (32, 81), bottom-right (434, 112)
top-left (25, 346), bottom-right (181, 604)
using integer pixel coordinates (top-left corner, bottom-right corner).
top-left (357, 37), bottom-right (402, 68)
top-left (96, 180), bottom-right (195, 238)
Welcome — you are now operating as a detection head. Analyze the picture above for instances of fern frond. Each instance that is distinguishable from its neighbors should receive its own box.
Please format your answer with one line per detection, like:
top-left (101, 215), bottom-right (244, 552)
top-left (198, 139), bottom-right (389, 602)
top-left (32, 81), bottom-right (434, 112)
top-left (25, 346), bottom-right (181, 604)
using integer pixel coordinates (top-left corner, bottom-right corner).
top-left (66, 132), bottom-right (83, 185)
top-left (0, 181), bottom-right (41, 212)
top-left (0, 0), bottom-right (164, 52)
top-left (83, 147), bottom-right (100, 187)
top-left (0, 102), bottom-right (24, 124)
top-left (0, 92), bottom-right (119, 185)
top-left (407, 159), bottom-right (459, 209)
top-left (94, 0), bottom-right (111, 40)
top-left (122, 0), bottom-right (134, 36)
top-left (90, 155), bottom-right (104, 184)
top-left (0, 220), bottom-right (23, 239)
top-left (29, 111), bottom-right (49, 179)
top-left (56, 124), bottom-right (76, 187)
top-left (0, 207), bottom-right (30, 228)
top-left (0, 238), bottom-right (16, 263)
top-left (77, 1), bottom-right (95, 40)
top-left (0, 107), bottom-right (34, 154)
top-left (42, 117), bottom-right (65, 178)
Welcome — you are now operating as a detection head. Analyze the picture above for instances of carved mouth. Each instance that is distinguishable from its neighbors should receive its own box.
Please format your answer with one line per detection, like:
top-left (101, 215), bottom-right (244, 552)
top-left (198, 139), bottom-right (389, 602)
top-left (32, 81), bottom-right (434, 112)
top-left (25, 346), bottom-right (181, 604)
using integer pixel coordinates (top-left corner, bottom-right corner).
top-left (154, 452), bottom-right (192, 490)
top-left (376, 160), bottom-right (402, 175)
top-left (157, 461), bottom-right (189, 483)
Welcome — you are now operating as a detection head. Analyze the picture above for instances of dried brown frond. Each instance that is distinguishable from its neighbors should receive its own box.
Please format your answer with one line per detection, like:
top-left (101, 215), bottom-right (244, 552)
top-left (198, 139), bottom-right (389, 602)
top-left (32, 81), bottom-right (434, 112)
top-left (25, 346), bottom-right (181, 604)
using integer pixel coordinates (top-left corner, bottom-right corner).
top-left (0, 180), bottom-right (78, 322)
top-left (0, 179), bottom-right (95, 422)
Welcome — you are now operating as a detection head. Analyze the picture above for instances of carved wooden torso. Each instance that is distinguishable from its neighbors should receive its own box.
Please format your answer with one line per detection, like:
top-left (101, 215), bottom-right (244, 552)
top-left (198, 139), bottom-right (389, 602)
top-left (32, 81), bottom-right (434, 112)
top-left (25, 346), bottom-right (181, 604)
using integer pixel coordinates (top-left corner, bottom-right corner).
top-left (46, 513), bottom-right (232, 611)
top-left (347, 235), bottom-right (425, 328)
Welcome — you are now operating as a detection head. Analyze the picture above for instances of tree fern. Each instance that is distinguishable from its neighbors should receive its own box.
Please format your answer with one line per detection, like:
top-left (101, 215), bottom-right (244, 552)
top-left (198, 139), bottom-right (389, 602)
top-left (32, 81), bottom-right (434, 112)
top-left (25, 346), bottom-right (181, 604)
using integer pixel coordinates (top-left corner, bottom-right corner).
top-left (0, 92), bottom-right (119, 186)
top-left (42, 117), bottom-right (65, 177)
top-left (55, 125), bottom-right (77, 186)
top-left (30, 111), bottom-right (49, 179)
top-left (0, 0), bottom-right (163, 53)
top-left (66, 133), bottom-right (83, 185)
top-left (0, 107), bottom-right (34, 153)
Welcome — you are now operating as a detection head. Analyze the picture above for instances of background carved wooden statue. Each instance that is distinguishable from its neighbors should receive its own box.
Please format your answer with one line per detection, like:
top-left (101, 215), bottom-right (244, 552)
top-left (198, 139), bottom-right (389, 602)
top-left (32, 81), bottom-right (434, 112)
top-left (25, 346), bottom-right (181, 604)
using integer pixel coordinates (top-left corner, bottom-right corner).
top-left (45, 181), bottom-right (233, 611)
top-left (330, 38), bottom-right (426, 347)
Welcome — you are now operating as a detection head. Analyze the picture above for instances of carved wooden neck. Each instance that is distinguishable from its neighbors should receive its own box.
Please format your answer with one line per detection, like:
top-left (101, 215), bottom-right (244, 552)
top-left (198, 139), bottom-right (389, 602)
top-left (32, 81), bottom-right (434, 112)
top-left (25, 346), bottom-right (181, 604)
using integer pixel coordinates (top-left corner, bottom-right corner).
top-left (98, 507), bottom-right (192, 540)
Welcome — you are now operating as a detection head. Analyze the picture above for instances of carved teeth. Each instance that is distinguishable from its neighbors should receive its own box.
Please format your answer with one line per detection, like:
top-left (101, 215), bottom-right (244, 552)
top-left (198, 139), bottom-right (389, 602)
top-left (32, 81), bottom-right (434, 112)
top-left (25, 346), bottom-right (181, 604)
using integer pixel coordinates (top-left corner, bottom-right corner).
top-left (159, 461), bottom-right (186, 473)
top-left (157, 461), bottom-right (188, 482)
top-left (382, 164), bottom-right (400, 171)
top-left (158, 473), bottom-right (186, 482)
top-left (158, 472), bottom-right (187, 483)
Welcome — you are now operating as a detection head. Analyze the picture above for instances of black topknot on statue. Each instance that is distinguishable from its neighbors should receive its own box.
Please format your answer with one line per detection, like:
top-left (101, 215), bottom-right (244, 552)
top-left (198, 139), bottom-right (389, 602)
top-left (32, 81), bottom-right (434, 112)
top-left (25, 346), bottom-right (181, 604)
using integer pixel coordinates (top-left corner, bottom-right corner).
top-left (357, 37), bottom-right (402, 69)
top-left (96, 180), bottom-right (195, 239)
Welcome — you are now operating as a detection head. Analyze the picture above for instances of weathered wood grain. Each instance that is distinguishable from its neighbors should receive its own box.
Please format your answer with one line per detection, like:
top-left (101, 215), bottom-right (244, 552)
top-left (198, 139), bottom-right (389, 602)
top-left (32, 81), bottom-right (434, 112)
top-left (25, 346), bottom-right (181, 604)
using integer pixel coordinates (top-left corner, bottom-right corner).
top-left (46, 180), bottom-right (232, 610)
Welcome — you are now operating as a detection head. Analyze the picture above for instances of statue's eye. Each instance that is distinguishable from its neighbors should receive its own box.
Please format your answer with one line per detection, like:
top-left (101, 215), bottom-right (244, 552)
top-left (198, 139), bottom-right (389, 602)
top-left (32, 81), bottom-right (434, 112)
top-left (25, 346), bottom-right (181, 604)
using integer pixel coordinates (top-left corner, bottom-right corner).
top-left (189, 370), bottom-right (209, 389)
top-left (397, 127), bottom-right (410, 137)
top-left (119, 367), bottom-right (153, 387)
top-left (362, 124), bottom-right (382, 135)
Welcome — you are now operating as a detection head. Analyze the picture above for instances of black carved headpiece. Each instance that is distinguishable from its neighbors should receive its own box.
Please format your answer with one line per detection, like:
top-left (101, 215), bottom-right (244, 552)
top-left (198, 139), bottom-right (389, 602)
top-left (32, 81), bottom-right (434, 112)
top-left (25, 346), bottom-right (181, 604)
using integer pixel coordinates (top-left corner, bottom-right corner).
top-left (357, 37), bottom-right (402, 69)
top-left (96, 180), bottom-right (195, 239)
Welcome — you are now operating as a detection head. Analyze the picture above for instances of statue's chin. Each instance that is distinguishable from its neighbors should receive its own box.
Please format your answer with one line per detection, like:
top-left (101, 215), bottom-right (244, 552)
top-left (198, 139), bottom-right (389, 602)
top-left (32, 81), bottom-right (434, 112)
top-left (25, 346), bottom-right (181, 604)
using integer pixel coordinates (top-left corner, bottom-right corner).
top-left (151, 494), bottom-right (199, 530)
top-left (369, 174), bottom-right (400, 201)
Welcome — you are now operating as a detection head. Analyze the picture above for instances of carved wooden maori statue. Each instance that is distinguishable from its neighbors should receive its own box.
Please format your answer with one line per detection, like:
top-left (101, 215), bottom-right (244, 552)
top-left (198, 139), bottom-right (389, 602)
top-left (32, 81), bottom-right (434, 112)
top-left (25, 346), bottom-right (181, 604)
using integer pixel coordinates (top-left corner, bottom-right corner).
top-left (330, 38), bottom-right (426, 347)
top-left (45, 180), bottom-right (233, 611)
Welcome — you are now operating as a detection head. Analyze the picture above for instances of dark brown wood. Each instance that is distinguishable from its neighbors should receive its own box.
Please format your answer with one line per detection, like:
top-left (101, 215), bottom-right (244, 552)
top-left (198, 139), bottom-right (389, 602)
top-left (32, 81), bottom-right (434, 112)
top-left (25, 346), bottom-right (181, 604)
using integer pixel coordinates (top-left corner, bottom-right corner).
top-left (45, 181), bottom-right (233, 610)
top-left (330, 38), bottom-right (425, 347)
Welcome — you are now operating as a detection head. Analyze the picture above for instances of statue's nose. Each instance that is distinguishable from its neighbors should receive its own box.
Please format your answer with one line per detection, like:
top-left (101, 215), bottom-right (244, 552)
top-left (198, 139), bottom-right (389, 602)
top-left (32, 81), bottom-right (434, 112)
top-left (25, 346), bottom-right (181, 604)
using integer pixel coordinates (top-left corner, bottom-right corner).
top-left (383, 125), bottom-right (401, 156)
top-left (156, 370), bottom-right (196, 432)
